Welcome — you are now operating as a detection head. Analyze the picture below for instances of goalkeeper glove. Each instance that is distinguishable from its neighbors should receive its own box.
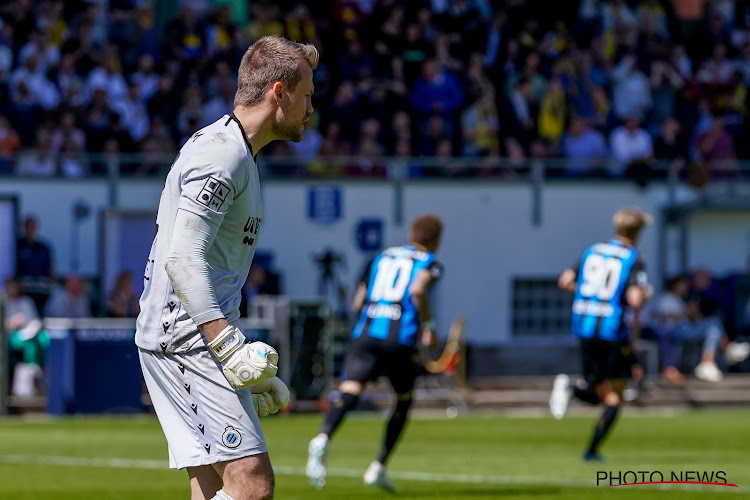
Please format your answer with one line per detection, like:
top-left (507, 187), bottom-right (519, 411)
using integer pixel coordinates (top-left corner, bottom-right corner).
top-left (251, 377), bottom-right (290, 416)
top-left (208, 325), bottom-right (278, 390)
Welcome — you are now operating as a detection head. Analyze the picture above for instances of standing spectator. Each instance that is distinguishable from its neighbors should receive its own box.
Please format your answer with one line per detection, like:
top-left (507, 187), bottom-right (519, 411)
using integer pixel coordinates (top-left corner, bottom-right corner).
top-left (410, 60), bottom-right (464, 138)
top-left (611, 53), bottom-right (651, 122)
top-left (649, 60), bottom-right (685, 134)
top-left (44, 274), bottom-right (92, 318)
top-left (537, 77), bottom-right (567, 149)
top-left (106, 271), bottom-right (140, 317)
top-left (16, 215), bottom-right (55, 314)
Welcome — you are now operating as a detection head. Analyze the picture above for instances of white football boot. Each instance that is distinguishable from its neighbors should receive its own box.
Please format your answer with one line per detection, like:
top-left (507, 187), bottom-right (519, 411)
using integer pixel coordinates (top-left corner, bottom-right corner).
top-left (549, 374), bottom-right (572, 420)
top-left (306, 434), bottom-right (329, 489)
top-left (363, 461), bottom-right (395, 492)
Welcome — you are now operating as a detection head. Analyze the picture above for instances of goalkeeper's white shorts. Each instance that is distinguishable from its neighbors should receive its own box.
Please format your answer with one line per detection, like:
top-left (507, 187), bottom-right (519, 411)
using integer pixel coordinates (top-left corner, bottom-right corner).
top-left (139, 347), bottom-right (267, 469)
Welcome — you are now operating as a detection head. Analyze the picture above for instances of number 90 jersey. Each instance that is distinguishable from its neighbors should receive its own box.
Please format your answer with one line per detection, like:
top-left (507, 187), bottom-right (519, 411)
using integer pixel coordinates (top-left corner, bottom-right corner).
top-left (354, 245), bottom-right (442, 347)
top-left (571, 239), bottom-right (647, 341)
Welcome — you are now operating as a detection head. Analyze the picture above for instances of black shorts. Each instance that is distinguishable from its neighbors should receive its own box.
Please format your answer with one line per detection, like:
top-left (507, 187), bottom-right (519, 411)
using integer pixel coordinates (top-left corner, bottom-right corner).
top-left (342, 336), bottom-right (419, 395)
top-left (580, 337), bottom-right (633, 386)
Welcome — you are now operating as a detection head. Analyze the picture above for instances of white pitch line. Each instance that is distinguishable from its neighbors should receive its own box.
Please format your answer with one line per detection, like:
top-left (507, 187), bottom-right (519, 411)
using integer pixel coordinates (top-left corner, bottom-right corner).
top-left (0, 455), bottom-right (743, 493)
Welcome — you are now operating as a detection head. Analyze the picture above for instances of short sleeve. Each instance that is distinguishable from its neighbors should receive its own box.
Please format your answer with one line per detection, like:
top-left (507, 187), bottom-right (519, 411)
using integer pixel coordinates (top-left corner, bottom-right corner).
top-left (176, 143), bottom-right (249, 226)
top-left (427, 261), bottom-right (443, 281)
top-left (627, 257), bottom-right (648, 289)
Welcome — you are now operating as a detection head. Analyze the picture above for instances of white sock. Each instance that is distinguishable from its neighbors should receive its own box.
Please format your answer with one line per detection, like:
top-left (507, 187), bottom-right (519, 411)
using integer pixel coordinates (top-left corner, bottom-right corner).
top-left (211, 490), bottom-right (235, 500)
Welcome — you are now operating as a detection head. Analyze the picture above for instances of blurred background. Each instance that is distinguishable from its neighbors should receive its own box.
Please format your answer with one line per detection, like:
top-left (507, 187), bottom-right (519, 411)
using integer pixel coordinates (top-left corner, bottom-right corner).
top-left (3, 0), bottom-right (750, 420)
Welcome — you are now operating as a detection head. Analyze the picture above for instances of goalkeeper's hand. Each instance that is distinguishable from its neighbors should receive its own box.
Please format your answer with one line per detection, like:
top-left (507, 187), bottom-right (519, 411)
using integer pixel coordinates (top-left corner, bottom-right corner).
top-left (251, 377), bottom-right (290, 416)
top-left (208, 325), bottom-right (278, 390)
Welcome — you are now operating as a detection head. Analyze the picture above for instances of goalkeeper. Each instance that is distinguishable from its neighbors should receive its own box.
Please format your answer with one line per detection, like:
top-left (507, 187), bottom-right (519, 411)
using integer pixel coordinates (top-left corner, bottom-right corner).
top-left (136, 36), bottom-right (318, 500)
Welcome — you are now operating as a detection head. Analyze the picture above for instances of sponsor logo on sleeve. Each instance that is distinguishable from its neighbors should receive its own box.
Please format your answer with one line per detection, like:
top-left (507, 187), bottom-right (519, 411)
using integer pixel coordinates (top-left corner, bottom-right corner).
top-left (197, 176), bottom-right (230, 212)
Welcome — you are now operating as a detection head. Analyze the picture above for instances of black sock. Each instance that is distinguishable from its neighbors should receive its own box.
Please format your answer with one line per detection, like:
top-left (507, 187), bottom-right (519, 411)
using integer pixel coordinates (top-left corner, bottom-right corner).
top-left (572, 387), bottom-right (600, 405)
top-left (377, 397), bottom-right (413, 465)
top-left (587, 404), bottom-right (619, 455)
top-left (321, 392), bottom-right (360, 437)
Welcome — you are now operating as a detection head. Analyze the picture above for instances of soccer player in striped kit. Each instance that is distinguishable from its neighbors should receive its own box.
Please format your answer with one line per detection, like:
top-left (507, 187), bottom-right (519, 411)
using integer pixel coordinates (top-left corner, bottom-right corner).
top-left (307, 215), bottom-right (444, 491)
top-left (550, 207), bottom-right (652, 461)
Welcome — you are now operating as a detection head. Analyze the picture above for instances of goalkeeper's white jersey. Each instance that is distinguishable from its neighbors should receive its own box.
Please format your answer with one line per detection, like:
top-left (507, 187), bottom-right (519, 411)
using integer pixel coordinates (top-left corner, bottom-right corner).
top-left (135, 114), bottom-right (263, 353)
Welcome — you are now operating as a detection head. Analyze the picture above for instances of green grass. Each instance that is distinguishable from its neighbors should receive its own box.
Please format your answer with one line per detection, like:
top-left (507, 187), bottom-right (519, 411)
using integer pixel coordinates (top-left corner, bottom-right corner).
top-left (0, 409), bottom-right (748, 499)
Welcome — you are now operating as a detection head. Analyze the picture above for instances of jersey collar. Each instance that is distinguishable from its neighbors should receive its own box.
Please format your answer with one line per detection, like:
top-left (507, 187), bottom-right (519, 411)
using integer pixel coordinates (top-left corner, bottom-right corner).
top-left (226, 113), bottom-right (255, 160)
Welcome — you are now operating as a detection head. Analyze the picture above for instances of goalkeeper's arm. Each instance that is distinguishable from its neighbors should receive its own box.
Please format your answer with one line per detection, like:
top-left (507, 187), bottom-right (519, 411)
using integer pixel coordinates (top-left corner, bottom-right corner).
top-left (164, 210), bottom-right (277, 390)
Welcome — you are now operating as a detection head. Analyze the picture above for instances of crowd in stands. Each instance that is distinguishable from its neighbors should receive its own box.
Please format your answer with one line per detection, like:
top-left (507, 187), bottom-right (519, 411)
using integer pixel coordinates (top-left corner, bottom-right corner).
top-left (0, 0), bottom-right (749, 179)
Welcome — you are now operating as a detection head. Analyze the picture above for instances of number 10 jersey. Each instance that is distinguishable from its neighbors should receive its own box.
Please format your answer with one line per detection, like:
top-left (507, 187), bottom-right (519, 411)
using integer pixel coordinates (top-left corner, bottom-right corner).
top-left (354, 245), bottom-right (442, 347)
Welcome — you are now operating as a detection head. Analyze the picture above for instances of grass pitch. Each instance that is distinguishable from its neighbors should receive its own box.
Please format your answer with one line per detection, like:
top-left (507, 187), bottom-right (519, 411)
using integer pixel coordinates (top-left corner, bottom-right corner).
top-left (0, 408), bottom-right (748, 499)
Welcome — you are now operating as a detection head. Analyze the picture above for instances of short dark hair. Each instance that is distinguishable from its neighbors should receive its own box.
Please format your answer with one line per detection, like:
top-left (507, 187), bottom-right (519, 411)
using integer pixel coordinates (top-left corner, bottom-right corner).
top-left (411, 215), bottom-right (443, 248)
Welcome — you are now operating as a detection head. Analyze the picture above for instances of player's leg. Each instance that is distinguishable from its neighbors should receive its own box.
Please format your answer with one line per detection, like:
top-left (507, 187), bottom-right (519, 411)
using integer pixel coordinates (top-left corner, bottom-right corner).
top-left (211, 453), bottom-right (274, 500)
top-left (140, 349), bottom-right (269, 496)
top-left (583, 341), bottom-right (625, 460)
top-left (551, 339), bottom-right (599, 419)
top-left (307, 339), bottom-right (376, 487)
top-left (583, 380), bottom-right (621, 460)
top-left (187, 465), bottom-right (223, 500)
top-left (364, 348), bottom-right (418, 491)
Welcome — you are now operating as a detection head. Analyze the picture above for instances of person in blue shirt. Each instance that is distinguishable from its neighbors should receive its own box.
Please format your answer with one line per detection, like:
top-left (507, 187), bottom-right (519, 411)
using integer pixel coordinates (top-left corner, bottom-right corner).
top-left (550, 207), bottom-right (652, 461)
top-left (307, 215), bottom-right (444, 491)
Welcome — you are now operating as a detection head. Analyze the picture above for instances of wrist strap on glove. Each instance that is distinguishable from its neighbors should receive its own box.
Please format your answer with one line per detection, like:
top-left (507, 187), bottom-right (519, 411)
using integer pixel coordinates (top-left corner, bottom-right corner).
top-left (208, 325), bottom-right (245, 362)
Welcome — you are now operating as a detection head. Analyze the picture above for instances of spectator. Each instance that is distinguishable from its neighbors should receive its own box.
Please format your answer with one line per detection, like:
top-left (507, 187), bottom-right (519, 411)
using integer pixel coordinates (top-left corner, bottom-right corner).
top-left (694, 113), bottom-right (736, 177)
top-left (649, 60), bottom-right (685, 134)
top-left (697, 43), bottom-right (735, 85)
top-left (49, 110), bottom-right (86, 154)
top-left (609, 116), bottom-right (653, 177)
top-left (653, 117), bottom-right (687, 174)
top-left (106, 271), bottom-right (140, 317)
top-left (44, 274), bottom-right (92, 318)
top-left (561, 114), bottom-right (608, 176)
top-left (112, 81), bottom-right (150, 143)
top-left (537, 77), bottom-right (566, 148)
top-left (648, 273), bottom-right (750, 383)
top-left (16, 215), bottom-right (55, 313)
top-left (4, 276), bottom-right (48, 397)
top-left (130, 54), bottom-right (159, 103)
top-left (337, 37), bottom-right (373, 82)
top-left (411, 60), bottom-right (464, 136)
top-left (611, 53), bottom-right (651, 121)
top-left (461, 93), bottom-right (500, 157)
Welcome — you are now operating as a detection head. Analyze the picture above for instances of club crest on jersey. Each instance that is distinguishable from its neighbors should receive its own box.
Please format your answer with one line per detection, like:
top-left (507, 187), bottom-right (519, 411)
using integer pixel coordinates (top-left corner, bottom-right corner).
top-left (197, 176), bottom-right (230, 212)
top-left (222, 426), bottom-right (242, 448)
